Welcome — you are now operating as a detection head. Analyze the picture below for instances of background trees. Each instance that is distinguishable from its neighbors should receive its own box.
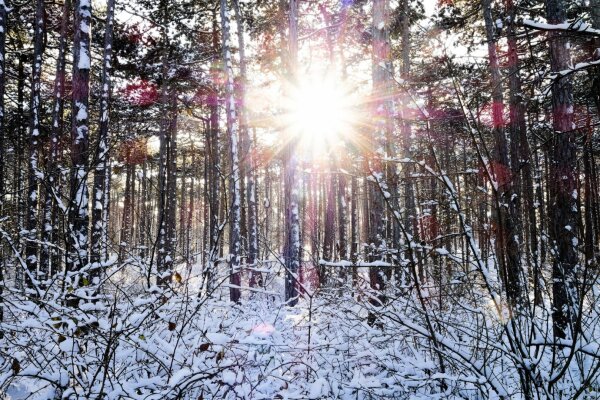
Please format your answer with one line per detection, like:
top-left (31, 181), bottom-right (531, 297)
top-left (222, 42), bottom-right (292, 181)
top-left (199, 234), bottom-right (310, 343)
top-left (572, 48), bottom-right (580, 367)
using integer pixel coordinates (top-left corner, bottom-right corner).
top-left (1, 0), bottom-right (600, 397)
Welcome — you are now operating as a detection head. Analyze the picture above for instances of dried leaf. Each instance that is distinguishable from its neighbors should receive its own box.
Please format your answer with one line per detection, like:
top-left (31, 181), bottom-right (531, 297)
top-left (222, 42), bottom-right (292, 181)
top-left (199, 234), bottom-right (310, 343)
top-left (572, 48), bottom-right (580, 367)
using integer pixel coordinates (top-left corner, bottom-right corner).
top-left (11, 359), bottom-right (20, 374)
top-left (199, 343), bottom-right (210, 352)
top-left (174, 272), bottom-right (182, 284)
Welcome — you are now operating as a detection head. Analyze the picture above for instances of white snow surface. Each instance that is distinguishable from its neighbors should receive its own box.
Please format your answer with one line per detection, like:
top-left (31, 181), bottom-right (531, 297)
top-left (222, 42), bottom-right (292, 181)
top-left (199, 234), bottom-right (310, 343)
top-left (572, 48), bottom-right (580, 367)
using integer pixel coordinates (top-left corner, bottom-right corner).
top-left (1, 259), bottom-right (599, 399)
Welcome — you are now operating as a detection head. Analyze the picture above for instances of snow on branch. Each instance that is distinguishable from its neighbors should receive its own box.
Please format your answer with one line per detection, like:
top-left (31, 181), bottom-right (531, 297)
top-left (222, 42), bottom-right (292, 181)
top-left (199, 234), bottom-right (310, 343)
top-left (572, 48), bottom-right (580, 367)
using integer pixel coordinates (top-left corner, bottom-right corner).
top-left (549, 59), bottom-right (600, 79)
top-left (520, 18), bottom-right (600, 37)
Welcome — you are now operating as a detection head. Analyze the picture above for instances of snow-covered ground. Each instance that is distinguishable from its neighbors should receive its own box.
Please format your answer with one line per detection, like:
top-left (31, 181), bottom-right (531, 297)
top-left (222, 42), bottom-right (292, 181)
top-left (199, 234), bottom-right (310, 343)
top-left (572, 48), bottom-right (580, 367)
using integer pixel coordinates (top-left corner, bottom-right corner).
top-left (1, 260), bottom-right (600, 399)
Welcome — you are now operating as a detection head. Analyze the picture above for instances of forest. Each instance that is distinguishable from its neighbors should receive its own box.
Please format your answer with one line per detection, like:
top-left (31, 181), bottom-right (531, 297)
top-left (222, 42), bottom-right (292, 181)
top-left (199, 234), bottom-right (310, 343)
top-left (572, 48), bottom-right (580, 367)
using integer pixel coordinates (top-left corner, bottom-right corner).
top-left (0, 0), bottom-right (599, 397)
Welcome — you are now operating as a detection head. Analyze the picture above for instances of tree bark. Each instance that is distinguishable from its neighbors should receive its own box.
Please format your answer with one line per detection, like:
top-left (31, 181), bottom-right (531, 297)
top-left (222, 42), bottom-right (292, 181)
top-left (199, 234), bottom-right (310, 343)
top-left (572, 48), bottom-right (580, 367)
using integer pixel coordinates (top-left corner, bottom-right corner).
top-left (545, 0), bottom-right (578, 339)
top-left (283, 0), bottom-right (300, 306)
top-left (368, 0), bottom-right (390, 318)
top-left (505, 0), bottom-right (540, 305)
top-left (91, 0), bottom-right (116, 275)
top-left (40, 0), bottom-right (70, 278)
top-left (205, 8), bottom-right (221, 293)
top-left (482, 0), bottom-right (523, 308)
top-left (337, 169), bottom-right (348, 284)
top-left (221, 0), bottom-right (242, 303)
top-left (67, 0), bottom-right (92, 283)
top-left (0, 0), bottom-right (7, 329)
top-left (233, 0), bottom-right (259, 288)
top-left (24, 0), bottom-right (45, 289)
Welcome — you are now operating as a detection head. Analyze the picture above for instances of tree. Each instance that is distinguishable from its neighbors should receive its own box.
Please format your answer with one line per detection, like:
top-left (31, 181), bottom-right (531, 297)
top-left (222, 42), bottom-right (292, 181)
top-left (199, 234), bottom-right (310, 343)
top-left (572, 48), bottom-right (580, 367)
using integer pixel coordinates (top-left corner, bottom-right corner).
top-left (90, 0), bottom-right (117, 274)
top-left (283, 0), bottom-right (301, 306)
top-left (233, 0), bottom-right (260, 288)
top-left (481, 0), bottom-right (523, 308)
top-left (368, 0), bottom-right (391, 315)
top-left (545, 0), bottom-right (578, 339)
top-left (221, 0), bottom-right (242, 303)
top-left (24, 0), bottom-right (44, 290)
top-left (0, 0), bottom-right (7, 329)
top-left (40, 0), bottom-right (71, 279)
top-left (67, 0), bottom-right (92, 285)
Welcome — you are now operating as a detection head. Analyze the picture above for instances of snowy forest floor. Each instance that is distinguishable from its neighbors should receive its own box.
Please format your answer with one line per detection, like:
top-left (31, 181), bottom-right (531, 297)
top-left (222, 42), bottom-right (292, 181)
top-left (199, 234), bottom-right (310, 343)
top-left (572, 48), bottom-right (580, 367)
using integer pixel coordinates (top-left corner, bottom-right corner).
top-left (1, 259), bottom-right (600, 399)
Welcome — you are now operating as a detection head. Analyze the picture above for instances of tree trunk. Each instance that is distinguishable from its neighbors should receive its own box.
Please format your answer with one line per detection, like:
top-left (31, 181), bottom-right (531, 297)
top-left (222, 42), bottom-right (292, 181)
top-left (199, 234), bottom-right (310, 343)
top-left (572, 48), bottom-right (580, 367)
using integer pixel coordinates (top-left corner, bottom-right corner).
top-left (233, 0), bottom-right (259, 288)
top-left (323, 171), bottom-right (336, 264)
top-left (25, 0), bottom-right (45, 290)
top-left (40, 0), bottom-right (70, 278)
top-left (155, 0), bottom-right (177, 287)
top-left (0, 0), bottom-right (7, 329)
top-left (368, 0), bottom-right (390, 319)
top-left (0, 0), bottom-right (6, 208)
top-left (179, 151), bottom-right (187, 255)
top-left (506, 0), bottom-right (540, 305)
top-left (91, 0), bottom-right (116, 275)
top-left (350, 174), bottom-right (359, 286)
top-left (400, 0), bottom-right (416, 283)
top-left (165, 95), bottom-right (177, 281)
top-left (15, 53), bottom-right (26, 290)
top-left (545, 0), bottom-right (578, 339)
top-left (119, 162), bottom-right (134, 263)
top-left (205, 9), bottom-right (221, 293)
top-left (67, 0), bottom-right (92, 283)
top-left (482, 0), bottom-right (523, 308)
top-left (139, 159), bottom-right (148, 259)
top-left (221, 0), bottom-right (242, 303)
top-left (337, 169), bottom-right (348, 284)
top-left (283, 0), bottom-right (301, 306)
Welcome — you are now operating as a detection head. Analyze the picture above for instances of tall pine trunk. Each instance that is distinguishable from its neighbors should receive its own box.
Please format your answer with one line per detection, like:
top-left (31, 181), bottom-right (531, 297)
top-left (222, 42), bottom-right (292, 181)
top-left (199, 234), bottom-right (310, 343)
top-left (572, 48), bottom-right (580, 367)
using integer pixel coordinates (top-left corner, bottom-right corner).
top-left (233, 0), bottom-right (259, 288)
top-left (368, 0), bottom-right (390, 316)
top-left (545, 0), bottom-right (578, 339)
top-left (482, 0), bottom-right (522, 308)
top-left (67, 0), bottom-right (92, 283)
top-left (91, 0), bottom-right (116, 274)
top-left (505, 0), bottom-right (540, 305)
top-left (283, 0), bottom-right (300, 306)
top-left (25, 0), bottom-right (44, 290)
top-left (0, 0), bottom-right (7, 328)
top-left (41, 0), bottom-right (70, 278)
top-left (204, 9), bottom-right (221, 293)
top-left (220, 0), bottom-right (242, 303)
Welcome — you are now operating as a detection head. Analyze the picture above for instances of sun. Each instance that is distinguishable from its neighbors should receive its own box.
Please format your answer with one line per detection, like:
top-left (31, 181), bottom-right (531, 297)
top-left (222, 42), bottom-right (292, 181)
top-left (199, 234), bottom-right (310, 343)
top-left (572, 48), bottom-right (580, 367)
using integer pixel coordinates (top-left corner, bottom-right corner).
top-left (283, 76), bottom-right (356, 155)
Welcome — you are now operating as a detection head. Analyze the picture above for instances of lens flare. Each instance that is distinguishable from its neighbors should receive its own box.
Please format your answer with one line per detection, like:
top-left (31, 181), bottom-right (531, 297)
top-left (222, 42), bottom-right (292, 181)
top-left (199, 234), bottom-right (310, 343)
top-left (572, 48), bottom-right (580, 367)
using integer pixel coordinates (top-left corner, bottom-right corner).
top-left (283, 76), bottom-right (357, 155)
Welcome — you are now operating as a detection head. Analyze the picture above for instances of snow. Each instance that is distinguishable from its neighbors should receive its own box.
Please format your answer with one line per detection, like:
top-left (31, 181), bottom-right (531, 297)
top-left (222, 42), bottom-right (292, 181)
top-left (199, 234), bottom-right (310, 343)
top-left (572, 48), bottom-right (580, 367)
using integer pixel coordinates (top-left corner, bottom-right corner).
top-left (206, 332), bottom-right (231, 345)
top-left (78, 45), bottom-right (90, 69)
top-left (75, 105), bottom-right (87, 121)
top-left (521, 18), bottom-right (600, 36)
top-left (9, 260), bottom-right (564, 399)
